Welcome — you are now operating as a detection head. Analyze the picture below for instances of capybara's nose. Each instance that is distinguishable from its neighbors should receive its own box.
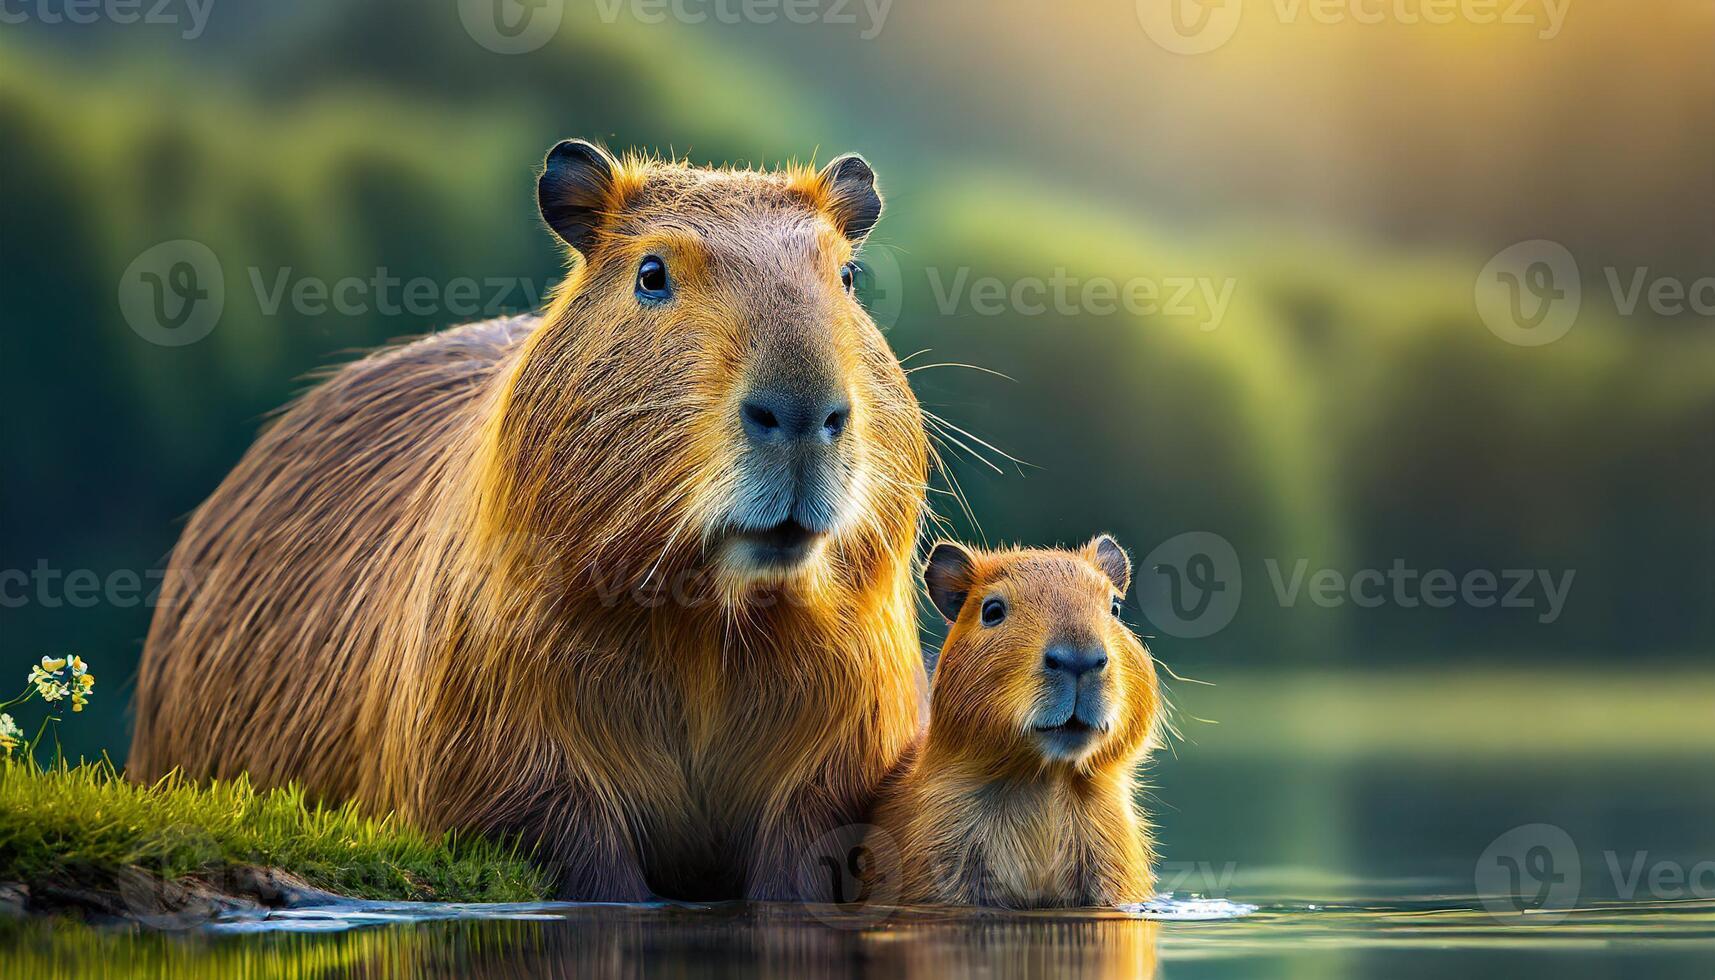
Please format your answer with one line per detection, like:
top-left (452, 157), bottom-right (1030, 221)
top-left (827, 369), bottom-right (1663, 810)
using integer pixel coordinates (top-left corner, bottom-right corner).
top-left (741, 388), bottom-right (850, 447)
top-left (1043, 643), bottom-right (1108, 679)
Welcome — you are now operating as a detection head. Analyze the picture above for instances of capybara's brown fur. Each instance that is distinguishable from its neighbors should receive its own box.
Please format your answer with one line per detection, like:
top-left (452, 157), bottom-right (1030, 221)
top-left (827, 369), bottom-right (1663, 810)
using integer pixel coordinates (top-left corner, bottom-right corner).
top-left (869, 537), bottom-right (1161, 907)
top-left (129, 141), bottom-right (930, 900)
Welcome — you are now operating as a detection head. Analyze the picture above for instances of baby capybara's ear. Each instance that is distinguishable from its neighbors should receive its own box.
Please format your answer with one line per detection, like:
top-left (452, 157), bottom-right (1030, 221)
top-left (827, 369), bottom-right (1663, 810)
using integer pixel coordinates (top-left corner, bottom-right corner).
top-left (538, 139), bottom-right (619, 257)
top-left (817, 153), bottom-right (883, 245)
top-left (1087, 534), bottom-right (1132, 594)
top-left (924, 541), bottom-right (977, 624)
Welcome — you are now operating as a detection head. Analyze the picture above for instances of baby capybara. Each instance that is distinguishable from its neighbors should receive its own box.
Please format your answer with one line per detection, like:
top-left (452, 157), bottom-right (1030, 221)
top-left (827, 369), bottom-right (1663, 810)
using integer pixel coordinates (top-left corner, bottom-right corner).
top-left (129, 141), bottom-right (930, 901)
top-left (870, 536), bottom-right (1162, 907)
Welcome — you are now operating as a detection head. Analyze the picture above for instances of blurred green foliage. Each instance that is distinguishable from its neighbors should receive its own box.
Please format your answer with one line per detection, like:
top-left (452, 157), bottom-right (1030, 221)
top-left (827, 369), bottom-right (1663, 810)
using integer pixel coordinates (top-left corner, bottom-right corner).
top-left (0, 2), bottom-right (1710, 765)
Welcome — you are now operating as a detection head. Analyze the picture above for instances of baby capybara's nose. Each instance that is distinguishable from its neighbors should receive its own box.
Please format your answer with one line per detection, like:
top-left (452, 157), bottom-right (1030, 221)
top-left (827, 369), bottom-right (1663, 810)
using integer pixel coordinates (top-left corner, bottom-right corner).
top-left (1043, 643), bottom-right (1108, 678)
top-left (741, 388), bottom-right (851, 447)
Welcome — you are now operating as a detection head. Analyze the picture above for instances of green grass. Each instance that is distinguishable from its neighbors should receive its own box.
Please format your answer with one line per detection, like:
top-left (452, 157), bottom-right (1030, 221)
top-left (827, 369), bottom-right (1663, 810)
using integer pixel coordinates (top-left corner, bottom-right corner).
top-left (0, 760), bottom-right (549, 904)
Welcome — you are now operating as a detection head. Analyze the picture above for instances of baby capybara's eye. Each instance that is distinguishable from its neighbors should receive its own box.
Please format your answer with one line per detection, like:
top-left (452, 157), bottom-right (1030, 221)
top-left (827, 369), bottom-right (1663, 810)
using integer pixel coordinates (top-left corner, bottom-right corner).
top-left (1111, 597), bottom-right (1123, 618)
top-left (636, 255), bottom-right (671, 303)
top-left (840, 261), bottom-right (859, 293)
top-left (980, 596), bottom-right (1007, 627)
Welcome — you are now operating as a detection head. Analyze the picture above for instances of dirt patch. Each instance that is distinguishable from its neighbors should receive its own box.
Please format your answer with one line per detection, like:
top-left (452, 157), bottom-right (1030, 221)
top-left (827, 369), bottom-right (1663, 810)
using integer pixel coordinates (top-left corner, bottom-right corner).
top-left (1, 865), bottom-right (346, 929)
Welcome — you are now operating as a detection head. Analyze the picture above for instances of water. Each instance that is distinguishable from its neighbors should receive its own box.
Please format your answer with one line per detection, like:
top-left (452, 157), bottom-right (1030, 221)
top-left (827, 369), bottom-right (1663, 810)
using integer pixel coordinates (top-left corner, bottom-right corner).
top-left (5, 671), bottom-right (1712, 977)
top-left (6, 889), bottom-right (1713, 978)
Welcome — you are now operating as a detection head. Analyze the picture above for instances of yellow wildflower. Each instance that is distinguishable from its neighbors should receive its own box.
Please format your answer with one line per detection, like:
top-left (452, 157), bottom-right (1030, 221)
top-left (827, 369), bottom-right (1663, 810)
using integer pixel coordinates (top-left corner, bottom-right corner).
top-left (0, 713), bottom-right (19, 753)
top-left (31, 671), bottom-right (68, 702)
top-left (25, 655), bottom-right (91, 706)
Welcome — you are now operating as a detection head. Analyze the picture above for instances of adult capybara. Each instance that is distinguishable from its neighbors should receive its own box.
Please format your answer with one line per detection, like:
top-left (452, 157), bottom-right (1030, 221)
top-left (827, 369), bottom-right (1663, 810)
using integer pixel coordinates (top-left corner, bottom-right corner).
top-left (129, 140), bottom-right (930, 900)
top-left (870, 537), bottom-right (1162, 907)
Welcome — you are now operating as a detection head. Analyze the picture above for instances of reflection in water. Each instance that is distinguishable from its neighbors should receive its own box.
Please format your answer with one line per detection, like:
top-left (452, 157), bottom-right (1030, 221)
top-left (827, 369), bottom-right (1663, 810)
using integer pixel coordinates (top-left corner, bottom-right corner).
top-left (8, 895), bottom-right (1715, 979)
top-left (341, 907), bottom-right (1161, 980)
top-left (1, 905), bottom-right (1162, 980)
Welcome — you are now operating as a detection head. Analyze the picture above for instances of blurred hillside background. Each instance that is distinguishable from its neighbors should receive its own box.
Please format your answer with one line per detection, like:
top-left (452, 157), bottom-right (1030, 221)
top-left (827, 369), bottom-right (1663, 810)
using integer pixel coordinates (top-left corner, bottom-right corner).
top-left (1, 0), bottom-right (1712, 886)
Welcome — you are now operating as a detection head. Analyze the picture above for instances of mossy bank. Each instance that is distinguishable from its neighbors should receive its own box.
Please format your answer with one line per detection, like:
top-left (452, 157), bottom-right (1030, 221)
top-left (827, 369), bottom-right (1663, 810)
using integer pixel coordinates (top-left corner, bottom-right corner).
top-left (0, 762), bottom-right (548, 926)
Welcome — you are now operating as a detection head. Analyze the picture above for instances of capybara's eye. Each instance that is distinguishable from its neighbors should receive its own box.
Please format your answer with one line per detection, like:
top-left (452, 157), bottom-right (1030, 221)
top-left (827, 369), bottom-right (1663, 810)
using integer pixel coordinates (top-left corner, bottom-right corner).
top-left (980, 596), bottom-right (1007, 627)
top-left (636, 256), bottom-right (671, 303)
top-left (1111, 597), bottom-right (1124, 618)
top-left (840, 261), bottom-right (859, 293)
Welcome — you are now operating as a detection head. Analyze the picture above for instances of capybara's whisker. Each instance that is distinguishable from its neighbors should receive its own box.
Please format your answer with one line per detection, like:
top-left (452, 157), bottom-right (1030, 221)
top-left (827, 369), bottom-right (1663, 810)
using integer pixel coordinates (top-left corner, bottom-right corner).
top-left (924, 411), bottom-right (1030, 471)
top-left (904, 361), bottom-right (1017, 383)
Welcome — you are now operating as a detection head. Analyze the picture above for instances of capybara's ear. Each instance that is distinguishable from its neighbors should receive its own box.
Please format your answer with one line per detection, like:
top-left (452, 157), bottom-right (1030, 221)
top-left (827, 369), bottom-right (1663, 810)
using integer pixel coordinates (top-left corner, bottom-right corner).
top-left (924, 541), bottom-right (976, 624)
top-left (1088, 534), bottom-right (1132, 594)
top-left (818, 153), bottom-right (883, 244)
top-left (539, 139), bottom-right (619, 257)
